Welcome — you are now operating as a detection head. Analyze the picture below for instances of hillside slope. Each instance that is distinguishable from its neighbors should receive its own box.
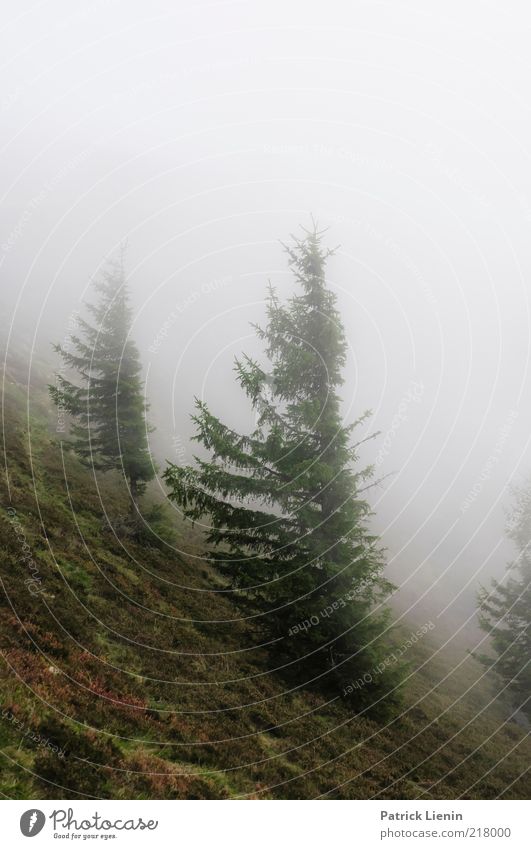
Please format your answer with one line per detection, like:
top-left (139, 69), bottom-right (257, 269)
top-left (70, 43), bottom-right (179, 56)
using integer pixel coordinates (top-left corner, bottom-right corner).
top-left (0, 365), bottom-right (529, 799)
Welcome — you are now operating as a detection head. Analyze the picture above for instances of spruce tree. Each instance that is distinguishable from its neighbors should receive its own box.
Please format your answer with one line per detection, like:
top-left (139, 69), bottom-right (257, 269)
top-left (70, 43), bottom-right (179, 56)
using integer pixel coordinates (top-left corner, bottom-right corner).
top-left (478, 485), bottom-right (531, 720)
top-left (50, 257), bottom-right (154, 505)
top-left (164, 224), bottom-right (402, 713)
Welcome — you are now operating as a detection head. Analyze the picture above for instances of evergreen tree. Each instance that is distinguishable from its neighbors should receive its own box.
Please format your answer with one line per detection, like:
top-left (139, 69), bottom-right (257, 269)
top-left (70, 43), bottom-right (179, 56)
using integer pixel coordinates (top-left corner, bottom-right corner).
top-left (478, 484), bottom-right (531, 720)
top-left (164, 224), bottom-right (402, 713)
top-left (50, 257), bottom-right (154, 504)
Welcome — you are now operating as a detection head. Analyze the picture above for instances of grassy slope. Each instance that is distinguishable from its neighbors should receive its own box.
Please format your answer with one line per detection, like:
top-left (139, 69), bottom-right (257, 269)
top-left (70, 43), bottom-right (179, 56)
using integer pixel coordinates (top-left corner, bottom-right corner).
top-left (0, 366), bottom-right (529, 800)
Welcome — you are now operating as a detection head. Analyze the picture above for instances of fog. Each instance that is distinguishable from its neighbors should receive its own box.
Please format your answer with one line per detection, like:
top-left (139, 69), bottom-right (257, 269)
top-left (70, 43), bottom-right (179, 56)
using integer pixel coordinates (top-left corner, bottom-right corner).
top-left (2, 0), bottom-right (531, 631)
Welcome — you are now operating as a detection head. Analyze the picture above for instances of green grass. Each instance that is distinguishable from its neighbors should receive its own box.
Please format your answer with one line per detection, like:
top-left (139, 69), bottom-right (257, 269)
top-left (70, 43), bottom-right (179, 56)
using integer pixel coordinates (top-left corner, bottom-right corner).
top-left (0, 367), bottom-right (529, 799)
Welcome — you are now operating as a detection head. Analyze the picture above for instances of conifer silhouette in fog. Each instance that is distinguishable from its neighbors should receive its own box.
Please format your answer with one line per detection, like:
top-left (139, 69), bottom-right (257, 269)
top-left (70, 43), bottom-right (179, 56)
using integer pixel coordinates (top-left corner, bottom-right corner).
top-left (49, 256), bottom-right (154, 506)
top-left (164, 224), bottom-right (403, 713)
top-left (478, 484), bottom-right (531, 721)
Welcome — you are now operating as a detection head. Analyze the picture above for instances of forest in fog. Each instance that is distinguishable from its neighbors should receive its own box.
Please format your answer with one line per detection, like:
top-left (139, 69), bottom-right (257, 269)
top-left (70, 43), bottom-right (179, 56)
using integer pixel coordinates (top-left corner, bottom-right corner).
top-left (0, 0), bottom-right (529, 803)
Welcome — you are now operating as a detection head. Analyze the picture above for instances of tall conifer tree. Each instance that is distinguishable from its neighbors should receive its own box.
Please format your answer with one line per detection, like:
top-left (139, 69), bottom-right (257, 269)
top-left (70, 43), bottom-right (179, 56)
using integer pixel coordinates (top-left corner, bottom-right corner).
top-left (164, 225), bottom-right (402, 712)
top-left (478, 485), bottom-right (531, 719)
top-left (50, 257), bottom-right (154, 504)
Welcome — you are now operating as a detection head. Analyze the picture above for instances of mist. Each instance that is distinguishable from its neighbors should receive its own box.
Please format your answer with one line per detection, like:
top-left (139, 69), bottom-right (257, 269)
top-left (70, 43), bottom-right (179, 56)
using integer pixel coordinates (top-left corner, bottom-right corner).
top-left (2, 0), bottom-right (531, 635)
